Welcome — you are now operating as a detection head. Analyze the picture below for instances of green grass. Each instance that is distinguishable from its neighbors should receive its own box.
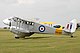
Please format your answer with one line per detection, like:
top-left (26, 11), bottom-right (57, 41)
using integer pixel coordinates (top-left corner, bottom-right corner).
top-left (0, 29), bottom-right (80, 53)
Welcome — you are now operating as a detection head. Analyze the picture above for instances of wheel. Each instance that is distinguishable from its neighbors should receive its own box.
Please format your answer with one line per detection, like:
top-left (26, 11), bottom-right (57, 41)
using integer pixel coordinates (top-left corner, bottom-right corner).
top-left (71, 36), bottom-right (73, 38)
top-left (15, 37), bottom-right (19, 39)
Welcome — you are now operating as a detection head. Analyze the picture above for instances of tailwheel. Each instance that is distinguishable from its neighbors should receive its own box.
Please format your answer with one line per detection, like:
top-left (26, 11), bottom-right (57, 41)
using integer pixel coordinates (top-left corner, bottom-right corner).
top-left (71, 36), bottom-right (73, 38)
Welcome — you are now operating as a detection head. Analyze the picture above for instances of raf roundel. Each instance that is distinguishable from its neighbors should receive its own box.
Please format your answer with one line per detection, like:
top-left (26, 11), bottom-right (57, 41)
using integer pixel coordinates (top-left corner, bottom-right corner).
top-left (39, 25), bottom-right (45, 32)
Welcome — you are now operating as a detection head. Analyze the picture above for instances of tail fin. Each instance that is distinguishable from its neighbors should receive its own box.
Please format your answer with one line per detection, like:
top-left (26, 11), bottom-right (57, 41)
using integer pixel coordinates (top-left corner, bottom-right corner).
top-left (64, 19), bottom-right (77, 33)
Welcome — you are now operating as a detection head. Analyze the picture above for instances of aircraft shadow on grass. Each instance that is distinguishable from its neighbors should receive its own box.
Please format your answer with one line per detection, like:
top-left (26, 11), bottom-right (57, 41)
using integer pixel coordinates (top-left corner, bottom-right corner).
top-left (24, 36), bottom-right (52, 39)
top-left (23, 36), bottom-right (77, 40)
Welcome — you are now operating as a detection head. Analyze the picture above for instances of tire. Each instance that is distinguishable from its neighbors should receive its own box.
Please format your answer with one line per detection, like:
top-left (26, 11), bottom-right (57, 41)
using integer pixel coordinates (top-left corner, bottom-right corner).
top-left (71, 36), bottom-right (73, 38)
top-left (15, 37), bottom-right (19, 39)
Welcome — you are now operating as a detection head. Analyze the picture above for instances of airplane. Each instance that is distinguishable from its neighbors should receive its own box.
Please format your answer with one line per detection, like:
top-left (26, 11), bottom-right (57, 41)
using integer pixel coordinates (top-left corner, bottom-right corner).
top-left (3, 16), bottom-right (77, 39)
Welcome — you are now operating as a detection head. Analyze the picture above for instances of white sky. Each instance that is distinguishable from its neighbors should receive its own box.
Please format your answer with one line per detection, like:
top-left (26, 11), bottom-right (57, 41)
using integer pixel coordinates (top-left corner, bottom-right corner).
top-left (0, 0), bottom-right (80, 27)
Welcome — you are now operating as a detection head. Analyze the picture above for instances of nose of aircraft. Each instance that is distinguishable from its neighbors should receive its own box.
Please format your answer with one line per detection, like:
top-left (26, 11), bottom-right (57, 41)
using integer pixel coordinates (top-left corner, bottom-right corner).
top-left (3, 19), bottom-right (10, 25)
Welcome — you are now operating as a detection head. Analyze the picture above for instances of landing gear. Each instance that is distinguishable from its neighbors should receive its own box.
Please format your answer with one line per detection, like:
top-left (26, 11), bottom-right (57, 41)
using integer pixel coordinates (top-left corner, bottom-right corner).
top-left (71, 36), bottom-right (73, 38)
top-left (70, 33), bottom-right (73, 38)
top-left (15, 36), bottom-right (25, 39)
top-left (15, 37), bottom-right (19, 39)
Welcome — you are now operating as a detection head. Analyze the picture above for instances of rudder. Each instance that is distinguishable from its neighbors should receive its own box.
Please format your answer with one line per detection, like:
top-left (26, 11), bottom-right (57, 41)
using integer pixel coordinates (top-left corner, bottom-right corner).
top-left (64, 19), bottom-right (77, 33)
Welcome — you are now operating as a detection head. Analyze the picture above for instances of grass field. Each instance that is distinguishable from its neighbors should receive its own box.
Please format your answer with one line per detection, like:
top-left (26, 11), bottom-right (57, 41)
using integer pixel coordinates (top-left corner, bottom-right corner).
top-left (0, 29), bottom-right (80, 53)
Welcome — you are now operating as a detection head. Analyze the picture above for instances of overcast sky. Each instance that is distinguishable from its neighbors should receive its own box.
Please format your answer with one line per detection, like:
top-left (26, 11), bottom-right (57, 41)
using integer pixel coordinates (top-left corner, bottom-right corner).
top-left (0, 0), bottom-right (80, 27)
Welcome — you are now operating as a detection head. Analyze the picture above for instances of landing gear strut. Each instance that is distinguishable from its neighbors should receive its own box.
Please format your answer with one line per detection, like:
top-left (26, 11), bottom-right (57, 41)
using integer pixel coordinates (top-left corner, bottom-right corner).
top-left (70, 33), bottom-right (73, 38)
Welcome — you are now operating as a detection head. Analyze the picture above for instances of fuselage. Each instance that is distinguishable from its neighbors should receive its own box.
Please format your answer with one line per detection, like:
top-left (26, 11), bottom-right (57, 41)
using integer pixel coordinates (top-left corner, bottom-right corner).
top-left (3, 17), bottom-right (77, 38)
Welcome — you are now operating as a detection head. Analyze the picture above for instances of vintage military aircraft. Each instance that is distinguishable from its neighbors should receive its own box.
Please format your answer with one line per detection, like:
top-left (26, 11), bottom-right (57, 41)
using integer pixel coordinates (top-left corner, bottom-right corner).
top-left (3, 17), bottom-right (77, 39)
